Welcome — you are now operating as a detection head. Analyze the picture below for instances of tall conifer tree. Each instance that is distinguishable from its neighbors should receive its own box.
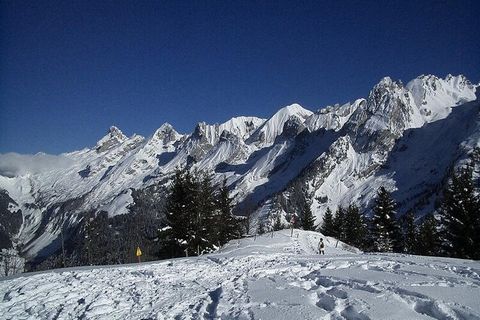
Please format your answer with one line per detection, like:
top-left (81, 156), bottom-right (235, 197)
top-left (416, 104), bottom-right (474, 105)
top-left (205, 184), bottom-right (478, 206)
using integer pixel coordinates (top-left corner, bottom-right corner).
top-left (163, 169), bottom-right (191, 256)
top-left (320, 207), bottom-right (335, 236)
top-left (333, 206), bottom-right (346, 241)
top-left (194, 171), bottom-right (216, 253)
top-left (417, 214), bottom-right (439, 256)
top-left (403, 211), bottom-right (418, 254)
top-left (371, 187), bottom-right (398, 252)
top-left (439, 166), bottom-right (479, 259)
top-left (216, 178), bottom-right (241, 246)
top-left (301, 201), bottom-right (316, 231)
top-left (344, 204), bottom-right (367, 248)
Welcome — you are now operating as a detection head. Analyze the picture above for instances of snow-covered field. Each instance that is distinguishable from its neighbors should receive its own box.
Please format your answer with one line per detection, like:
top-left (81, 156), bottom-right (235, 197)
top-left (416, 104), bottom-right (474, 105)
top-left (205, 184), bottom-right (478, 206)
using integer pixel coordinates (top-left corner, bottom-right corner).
top-left (1, 230), bottom-right (479, 320)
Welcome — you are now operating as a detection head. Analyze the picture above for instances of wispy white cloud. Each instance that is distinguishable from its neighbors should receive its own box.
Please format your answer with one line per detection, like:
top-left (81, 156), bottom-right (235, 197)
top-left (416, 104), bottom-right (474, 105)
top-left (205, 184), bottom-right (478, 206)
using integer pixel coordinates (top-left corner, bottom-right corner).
top-left (0, 153), bottom-right (74, 177)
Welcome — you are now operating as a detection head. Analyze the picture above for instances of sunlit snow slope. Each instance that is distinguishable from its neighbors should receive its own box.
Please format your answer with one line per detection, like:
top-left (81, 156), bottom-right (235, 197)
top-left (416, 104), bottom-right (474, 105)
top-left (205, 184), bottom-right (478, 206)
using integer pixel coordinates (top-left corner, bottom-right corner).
top-left (1, 230), bottom-right (479, 320)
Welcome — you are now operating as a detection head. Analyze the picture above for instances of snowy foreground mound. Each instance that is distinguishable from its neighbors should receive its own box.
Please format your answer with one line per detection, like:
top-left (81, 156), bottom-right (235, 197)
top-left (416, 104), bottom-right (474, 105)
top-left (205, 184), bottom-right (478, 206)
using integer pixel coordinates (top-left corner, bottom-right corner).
top-left (1, 230), bottom-right (480, 320)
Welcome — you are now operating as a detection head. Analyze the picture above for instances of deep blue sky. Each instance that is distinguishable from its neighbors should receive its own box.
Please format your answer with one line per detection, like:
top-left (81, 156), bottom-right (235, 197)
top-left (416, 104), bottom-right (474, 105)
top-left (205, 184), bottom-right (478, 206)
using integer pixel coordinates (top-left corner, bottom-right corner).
top-left (1, 0), bottom-right (479, 154)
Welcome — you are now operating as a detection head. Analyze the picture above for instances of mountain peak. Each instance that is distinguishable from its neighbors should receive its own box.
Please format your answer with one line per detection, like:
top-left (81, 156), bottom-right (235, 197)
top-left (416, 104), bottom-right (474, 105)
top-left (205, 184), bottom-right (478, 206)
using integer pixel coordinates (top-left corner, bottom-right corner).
top-left (378, 76), bottom-right (393, 85)
top-left (218, 116), bottom-right (266, 140)
top-left (411, 74), bottom-right (471, 88)
top-left (374, 76), bottom-right (404, 90)
top-left (278, 103), bottom-right (311, 115)
top-left (444, 74), bottom-right (471, 87)
top-left (109, 125), bottom-right (122, 134)
top-left (247, 103), bottom-right (313, 146)
top-left (192, 121), bottom-right (207, 136)
top-left (95, 125), bottom-right (128, 152)
top-left (417, 74), bottom-right (439, 80)
top-left (151, 123), bottom-right (181, 145)
top-left (284, 102), bottom-right (302, 109)
top-left (406, 74), bottom-right (477, 120)
top-left (157, 122), bottom-right (177, 134)
top-left (270, 104), bottom-right (313, 124)
top-left (368, 77), bottom-right (406, 108)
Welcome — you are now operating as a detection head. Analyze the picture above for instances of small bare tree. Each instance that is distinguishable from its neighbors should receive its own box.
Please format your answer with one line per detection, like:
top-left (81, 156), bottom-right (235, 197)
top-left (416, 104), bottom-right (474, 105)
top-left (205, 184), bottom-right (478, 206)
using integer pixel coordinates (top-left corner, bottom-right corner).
top-left (0, 248), bottom-right (24, 277)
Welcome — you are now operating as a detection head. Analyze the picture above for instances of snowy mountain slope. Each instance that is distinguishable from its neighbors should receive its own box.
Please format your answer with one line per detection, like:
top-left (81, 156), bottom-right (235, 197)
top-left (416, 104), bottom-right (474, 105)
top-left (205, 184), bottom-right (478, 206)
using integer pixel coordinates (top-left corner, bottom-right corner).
top-left (216, 116), bottom-right (267, 141)
top-left (1, 229), bottom-right (479, 320)
top-left (247, 103), bottom-right (313, 147)
top-left (305, 99), bottom-right (365, 132)
top-left (407, 74), bottom-right (477, 122)
top-left (305, 98), bottom-right (480, 219)
top-left (232, 128), bottom-right (341, 207)
top-left (0, 74), bottom-right (477, 261)
top-left (266, 75), bottom-right (477, 222)
top-left (374, 99), bottom-right (480, 215)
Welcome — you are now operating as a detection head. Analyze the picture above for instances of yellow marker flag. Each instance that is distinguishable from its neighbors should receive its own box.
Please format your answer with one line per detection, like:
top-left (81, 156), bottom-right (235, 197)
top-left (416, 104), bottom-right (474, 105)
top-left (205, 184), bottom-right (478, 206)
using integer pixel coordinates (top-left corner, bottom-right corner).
top-left (136, 246), bottom-right (142, 257)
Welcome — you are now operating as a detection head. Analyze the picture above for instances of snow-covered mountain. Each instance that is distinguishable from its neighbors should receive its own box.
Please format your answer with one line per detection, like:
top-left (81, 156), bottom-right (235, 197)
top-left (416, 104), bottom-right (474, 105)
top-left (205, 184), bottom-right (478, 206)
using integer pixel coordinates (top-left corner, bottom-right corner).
top-left (0, 74), bottom-right (478, 262)
top-left (1, 229), bottom-right (479, 319)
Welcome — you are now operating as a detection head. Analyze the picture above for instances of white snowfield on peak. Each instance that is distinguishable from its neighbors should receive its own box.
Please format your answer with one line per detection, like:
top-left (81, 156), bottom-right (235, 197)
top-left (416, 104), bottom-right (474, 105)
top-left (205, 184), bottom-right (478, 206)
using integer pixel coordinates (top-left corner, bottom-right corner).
top-left (1, 229), bottom-right (479, 320)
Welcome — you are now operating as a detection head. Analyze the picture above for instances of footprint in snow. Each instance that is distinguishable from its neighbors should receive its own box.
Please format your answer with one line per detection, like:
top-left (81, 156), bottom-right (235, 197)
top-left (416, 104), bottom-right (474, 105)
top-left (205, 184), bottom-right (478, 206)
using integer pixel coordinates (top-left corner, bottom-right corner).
top-left (316, 292), bottom-right (336, 311)
top-left (327, 287), bottom-right (348, 299)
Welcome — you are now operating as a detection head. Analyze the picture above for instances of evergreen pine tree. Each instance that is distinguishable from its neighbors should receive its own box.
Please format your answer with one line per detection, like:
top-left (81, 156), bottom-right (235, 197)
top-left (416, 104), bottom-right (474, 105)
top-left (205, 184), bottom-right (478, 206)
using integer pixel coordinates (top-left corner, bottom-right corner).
top-left (344, 204), bottom-right (367, 248)
top-left (216, 178), bottom-right (241, 246)
top-left (417, 214), bottom-right (439, 256)
top-left (182, 170), bottom-right (202, 256)
top-left (195, 171), bottom-right (217, 253)
top-left (371, 187), bottom-right (398, 252)
top-left (301, 201), bottom-right (316, 231)
top-left (392, 216), bottom-right (404, 253)
top-left (403, 211), bottom-right (418, 254)
top-left (320, 207), bottom-right (335, 236)
top-left (164, 171), bottom-right (244, 255)
top-left (163, 169), bottom-right (207, 257)
top-left (361, 216), bottom-right (375, 252)
top-left (332, 206), bottom-right (346, 241)
top-left (162, 169), bottom-right (190, 257)
top-left (82, 212), bottom-right (95, 265)
top-left (439, 166), bottom-right (480, 259)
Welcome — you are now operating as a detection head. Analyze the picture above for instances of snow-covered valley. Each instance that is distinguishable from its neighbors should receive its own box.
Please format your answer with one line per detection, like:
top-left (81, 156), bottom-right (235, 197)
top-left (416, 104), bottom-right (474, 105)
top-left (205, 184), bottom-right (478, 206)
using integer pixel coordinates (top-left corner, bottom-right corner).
top-left (1, 230), bottom-right (479, 320)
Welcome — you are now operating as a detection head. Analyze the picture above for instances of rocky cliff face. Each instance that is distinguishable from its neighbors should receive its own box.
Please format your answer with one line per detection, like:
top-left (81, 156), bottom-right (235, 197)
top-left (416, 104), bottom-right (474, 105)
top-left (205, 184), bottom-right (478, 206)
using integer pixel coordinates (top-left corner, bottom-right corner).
top-left (0, 74), bottom-right (477, 261)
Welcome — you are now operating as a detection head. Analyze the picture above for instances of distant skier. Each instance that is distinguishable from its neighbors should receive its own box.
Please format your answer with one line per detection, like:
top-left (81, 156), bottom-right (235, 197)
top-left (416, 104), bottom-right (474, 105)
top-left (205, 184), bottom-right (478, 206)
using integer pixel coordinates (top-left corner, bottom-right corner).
top-left (318, 238), bottom-right (325, 255)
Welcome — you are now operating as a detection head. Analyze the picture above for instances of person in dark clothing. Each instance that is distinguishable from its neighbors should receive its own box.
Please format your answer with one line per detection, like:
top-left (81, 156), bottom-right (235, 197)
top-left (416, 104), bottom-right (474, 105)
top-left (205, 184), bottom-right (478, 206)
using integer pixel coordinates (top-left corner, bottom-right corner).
top-left (319, 238), bottom-right (325, 255)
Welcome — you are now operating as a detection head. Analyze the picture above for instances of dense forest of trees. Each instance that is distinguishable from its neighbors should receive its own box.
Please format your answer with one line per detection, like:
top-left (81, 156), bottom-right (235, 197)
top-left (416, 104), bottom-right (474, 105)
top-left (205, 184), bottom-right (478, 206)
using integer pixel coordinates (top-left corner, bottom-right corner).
top-left (158, 169), bottom-right (243, 258)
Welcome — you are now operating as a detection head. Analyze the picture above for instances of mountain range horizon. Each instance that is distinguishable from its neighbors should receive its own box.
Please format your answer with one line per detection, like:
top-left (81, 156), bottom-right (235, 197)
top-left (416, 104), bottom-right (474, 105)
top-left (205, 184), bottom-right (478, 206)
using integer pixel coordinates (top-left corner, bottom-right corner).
top-left (3, 73), bottom-right (477, 156)
top-left (0, 72), bottom-right (478, 266)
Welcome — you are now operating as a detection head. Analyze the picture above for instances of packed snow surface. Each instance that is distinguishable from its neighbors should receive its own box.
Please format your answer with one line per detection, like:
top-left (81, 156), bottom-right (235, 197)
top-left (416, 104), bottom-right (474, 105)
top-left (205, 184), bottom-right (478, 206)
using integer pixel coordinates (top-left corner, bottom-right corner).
top-left (1, 230), bottom-right (479, 320)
